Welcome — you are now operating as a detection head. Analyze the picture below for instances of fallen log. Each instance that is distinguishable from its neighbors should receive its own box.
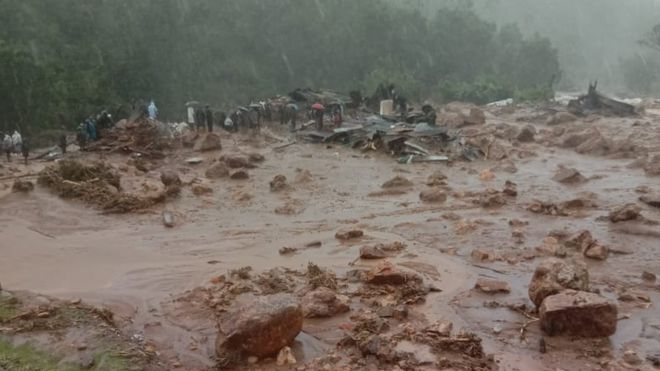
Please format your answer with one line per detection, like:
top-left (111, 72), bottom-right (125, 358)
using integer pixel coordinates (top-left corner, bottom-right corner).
top-left (568, 82), bottom-right (636, 117)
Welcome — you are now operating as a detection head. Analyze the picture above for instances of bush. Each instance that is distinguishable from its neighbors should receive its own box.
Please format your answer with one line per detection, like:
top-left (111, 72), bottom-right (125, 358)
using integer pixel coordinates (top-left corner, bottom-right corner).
top-left (437, 77), bottom-right (514, 105)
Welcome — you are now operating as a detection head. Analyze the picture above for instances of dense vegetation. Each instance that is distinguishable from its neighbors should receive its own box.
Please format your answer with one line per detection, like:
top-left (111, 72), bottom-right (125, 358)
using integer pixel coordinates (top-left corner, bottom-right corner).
top-left (0, 0), bottom-right (560, 134)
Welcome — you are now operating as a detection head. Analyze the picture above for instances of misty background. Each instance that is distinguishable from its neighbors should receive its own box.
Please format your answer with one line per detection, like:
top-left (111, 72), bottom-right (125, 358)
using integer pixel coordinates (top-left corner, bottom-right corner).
top-left (1, 0), bottom-right (659, 134)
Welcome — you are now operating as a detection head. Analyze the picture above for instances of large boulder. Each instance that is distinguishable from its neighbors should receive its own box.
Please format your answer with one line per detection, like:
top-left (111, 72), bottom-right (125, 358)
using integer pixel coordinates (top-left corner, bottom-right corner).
top-left (608, 203), bottom-right (641, 223)
top-left (12, 180), bottom-right (34, 193)
top-left (160, 171), bottom-right (182, 187)
top-left (546, 112), bottom-right (577, 126)
top-left (217, 294), bottom-right (303, 357)
top-left (528, 258), bottom-right (589, 308)
top-left (366, 261), bottom-right (417, 285)
top-left (194, 133), bottom-right (222, 152)
top-left (205, 162), bottom-right (229, 179)
top-left (224, 155), bottom-right (251, 169)
top-left (639, 194), bottom-right (660, 208)
top-left (540, 290), bottom-right (617, 337)
top-left (382, 176), bottom-right (413, 189)
top-left (419, 188), bottom-right (447, 203)
top-left (516, 124), bottom-right (536, 142)
top-left (465, 108), bottom-right (486, 126)
top-left (552, 166), bottom-right (586, 184)
top-left (301, 287), bottom-right (350, 318)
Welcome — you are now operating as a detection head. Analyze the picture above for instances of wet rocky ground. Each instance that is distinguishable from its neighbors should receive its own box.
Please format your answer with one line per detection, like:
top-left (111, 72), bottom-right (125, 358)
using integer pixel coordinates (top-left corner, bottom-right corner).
top-left (1, 101), bottom-right (660, 370)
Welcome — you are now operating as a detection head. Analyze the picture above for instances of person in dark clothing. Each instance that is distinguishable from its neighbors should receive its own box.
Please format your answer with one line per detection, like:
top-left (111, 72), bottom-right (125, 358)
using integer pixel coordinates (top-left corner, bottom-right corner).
top-left (421, 104), bottom-right (437, 126)
top-left (205, 105), bottom-right (214, 132)
top-left (315, 108), bottom-right (324, 130)
top-left (21, 140), bottom-right (29, 165)
top-left (195, 109), bottom-right (206, 132)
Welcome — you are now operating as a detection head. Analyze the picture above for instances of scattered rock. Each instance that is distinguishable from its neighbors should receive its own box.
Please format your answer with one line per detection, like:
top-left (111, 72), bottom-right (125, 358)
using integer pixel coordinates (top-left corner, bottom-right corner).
top-left (162, 211), bottom-right (175, 228)
top-left (584, 243), bottom-right (608, 260)
top-left (233, 191), bottom-right (253, 202)
top-left (546, 112), bottom-right (577, 126)
top-left (217, 293), bottom-right (303, 357)
top-left (618, 290), bottom-right (651, 303)
top-left (536, 237), bottom-right (567, 257)
top-left (294, 169), bottom-right (313, 183)
top-left (553, 166), bottom-right (587, 184)
top-left (517, 124), bottom-right (536, 142)
top-left (194, 133), bottom-right (222, 152)
top-left (539, 290), bottom-right (617, 337)
top-left (335, 229), bottom-right (364, 241)
top-left (642, 271), bottom-right (656, 282)
top-left (474, 278), bottom-right (511, 294)
top-left (205, 162), bottom-right (229, 179)
top-left (230, 170), bottom-right (249, 180)
top-left (192, 184), bottom-right (213, 196)
top-left (382, 176), bottom-right (413, 188)
top-left (466, 108), bottom-right (486, 126)
top-left (359, 245), bottom-right (388, 259)
top-left (224, 155), bottom-right (251, 169)
top-left (301, 287), bottom-right (350, 318)
top-left (564, 230), bottom-right (594, 251)
top-left (478, 191), bottom-right (506, 208)
top-left (270, 175), bottom-right (288, 192)
top-left (160, 171), bottom-right (182, 187)
top-left (622, 350), bottom-right (642, 366)
top-left (419, 188), bottom-right (447, 203)
top-left (471, 249), bottom-right (492, 262)
top-left (503, 180), bottom-right (517, 197)
top-left (426, 171), bottom-right (447, 186)
top-left (639, 194), bottom-right (660, 208)
top-left (276, 346), bottom-right (297, 366)
top-left (644, 155), bottom-right (660, 176)
top-left (366, 261), bottom-right (411, 285)
top-left (528, 258), bottom-right (590, 308)
top-left (12, 179), bottom-right (34, 193)
top-left (479, 169), bottom-right (495, 181)
top-left (426, 321), bottom-right (453, 337)
top-left (248, 153), bottom-right (265, 163)
top-left (609, 203), bottom-right (641, 223)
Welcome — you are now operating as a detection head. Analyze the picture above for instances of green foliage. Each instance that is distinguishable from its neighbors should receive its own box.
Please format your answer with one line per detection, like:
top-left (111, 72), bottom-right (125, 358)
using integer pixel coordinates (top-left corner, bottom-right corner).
top-left (0, 0), bottom-right (561, 135)
top-left (438, 77), bottom-right (514, 105)
top-left (0, 339), bottom-right (83, 371)
top-left (513, 86), bottom-right (555, 102)
top-left (621, 53), bottom-right (660, 94)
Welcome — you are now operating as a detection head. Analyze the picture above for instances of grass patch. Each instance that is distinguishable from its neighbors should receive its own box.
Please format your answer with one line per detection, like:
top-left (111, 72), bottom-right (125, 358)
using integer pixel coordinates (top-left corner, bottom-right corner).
top-left (0, 294), bottom-right (18, 322)
top-left (0, 338), bottom-right (83, 371)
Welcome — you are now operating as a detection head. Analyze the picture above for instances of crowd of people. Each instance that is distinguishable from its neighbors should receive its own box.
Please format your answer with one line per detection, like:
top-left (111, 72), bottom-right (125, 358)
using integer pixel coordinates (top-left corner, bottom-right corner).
top-left (2, 130), bottom-right (29, 164)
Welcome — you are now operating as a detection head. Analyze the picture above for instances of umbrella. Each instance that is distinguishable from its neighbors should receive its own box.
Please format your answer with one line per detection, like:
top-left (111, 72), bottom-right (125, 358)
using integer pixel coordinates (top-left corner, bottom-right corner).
top-left (311, 103), bottom-right (325, 111)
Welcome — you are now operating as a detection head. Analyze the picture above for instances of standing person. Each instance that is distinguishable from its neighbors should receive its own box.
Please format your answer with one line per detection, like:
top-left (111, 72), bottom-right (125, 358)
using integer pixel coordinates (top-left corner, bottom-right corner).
top-left (312, 103), bottom-right (325, 130)
top-left (3, 133), bottom-right (12, 162)
top-left (85, 119), bottom-right (97, 141)
top-left (12, 130), bottom-right (22, 154)
top-left (187, 104), bottom-right (196, 129)
top-left (224, 114), bottom-right (233, 132)
top-left (77, 123), bottom-right (87, 150)
top-left (59, 132), bottom-right (67, 154)
top-left (148, 100), bottom-right (158, 120)
top-left (332, 105), bottom-right (343, 127)
top-left (205, 105), bottom-right (214, 133)
top-left (287, 103), bottom-right (298, 132)
top-left (195, 108), bottom-right (206, 132)
top-left (21, 139), bottom-right (29, 165)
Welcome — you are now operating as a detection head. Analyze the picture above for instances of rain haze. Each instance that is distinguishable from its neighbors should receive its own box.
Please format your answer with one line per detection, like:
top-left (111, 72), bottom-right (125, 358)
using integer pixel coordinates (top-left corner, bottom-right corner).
top-left (1, 1), bottom-right (660, 370)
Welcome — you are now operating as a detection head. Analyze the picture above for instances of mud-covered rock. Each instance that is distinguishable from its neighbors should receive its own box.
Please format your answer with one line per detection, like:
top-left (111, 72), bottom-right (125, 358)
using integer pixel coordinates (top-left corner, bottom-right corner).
top-left (335, 229), bottom-right (364, 241)
top-left (546, 112), bottom-right (577, 126)
top-left (564, 230), bottom-right (594, 250)
top-left (503, 180), bottom-right (518, 197)
top-left (301, 287), bottom-right (350, 318)
top-left (639, 194), bottom-right (660, 208)
top-left (194, 133), bottom-right (222, 152)
top-left (419, 188), bottom-right (447, 203)
top-left (642, 271), bottom-right (657, 282)
top-left (229, 170), bottom-right (249, 180)
top-left (192, 184), bottom-right (213, 196)
top-left (12, 179), bottom-right (34, 193)
top-left (270, 175), bottom-right (288, 192)
top-left (529, 258), bottom-right (590, 308)
top-left (536, 237), bottom-right (567, 257)
top-left (224, 155), bottom-right (251, 169)
top-left (466, 108), bottom-right (486, 126)
top-left (540, 290), bottom-right (617, 337)
top-left (205, 162), bottom-right (229, 179)
top-left (553, 166), bottom-right (587, 184)
top-left (217, 293), bottom-right (303, 357)
top-left (474, 278), bottom-right (511, 294)
top-left (516, 124), bottom-right (536, 142)
top-left (247, 153), bottom-right (265, 163)
top-left (382, 175), bottom-right (413, 188)
top-left (160, 170), bottom-right (182, 187)
top-left (359, 245), bottom-right (388, 259)
top-left (426, 170), bottom-right (447, 186)
top-left (366, 261), bottom-right (413, 285)
top-left (609, 203), bottom-right (641, 223)
top-left (478, 190), bottom-right (506, 208)
top-left (584, 243), bottom-right (608, 260)
top-left (644, 155), bottom-right (660, 176)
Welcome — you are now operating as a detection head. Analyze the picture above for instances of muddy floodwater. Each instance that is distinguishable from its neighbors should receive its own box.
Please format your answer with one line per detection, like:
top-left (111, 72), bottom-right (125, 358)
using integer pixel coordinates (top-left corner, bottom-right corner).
top-left (1, 106), bottom-right (660, 370)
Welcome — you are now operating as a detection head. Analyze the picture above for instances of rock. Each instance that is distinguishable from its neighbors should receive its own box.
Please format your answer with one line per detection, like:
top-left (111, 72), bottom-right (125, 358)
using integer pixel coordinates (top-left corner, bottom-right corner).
top-left (479, 169), bottom-right (495, 181)
top-left (194, 133), bottom-right (222, 152)
top-left (419, 188), bottom-right (447, 203)
top-left (644, 155), bottom-right (660, 176)
top-left (584, 243), bottom-right (608, 260)
top-left (366, 261), bottom-right (410, 285)
top-left (479, 192), bottom-right (506, 208)
top-left (466, 108), bottom-right (486, 126)
top-left (230, 170), bottom-right (249, 180)
top-left (192, 184), bottom-right (213, 196)
top-left (622, 350), bottom-right (642, 366)
top-left (426, 171), bottom-right (447, 186)
top-left (474, 278), bottom-right (511, 294)
top-left (276, 346), bottom-right (297, 366)
top-left (503, 180), bottom-right (517, 197)
top-left (539, 290), bottom-right (617, 337)
top-left (382, 176), bottom-right (413, 188)
top-left (205, 163), bottom-right (229, 179)
top-left (564, 230), bottom-right (594, 251)
top-left (609, 203), bottom-right (641, 223)
top-left (294, 169), bottom-right (313, 183)
top-left (471, 249), bottom-right (492, 262)
top-left (642, 271), bottom-right (656, 282)
top-left (426, 321), bottom-right (453, 337)
top-left (618, 290), bottom-right (651, 303)
top-left (12, 180), bottom-right (34, 193)
top-left (248, 153), bottom-right (265, 163)
top-left (517, 124), bottom-right (536, 142)
top-left (359, 245), bottom-right (388, 259)
top-left (160, 171), bottom-right (182, 187)
top-left (217, 293), bottom-right (303, 357)
top-left (553, 166), bottom-right (587, 184)
top-left (301, 287), bottom-right (350, 318)
top-left (335, 229), bottom-right (364, 241)
top-left (224, 155), bottom-right (251, 169)
top-left (162, 211), bottom-right (175, 228)
top-left (528, 258), bottom-right (590, 308)
top-left (546, 112), bottom-right (577, 126)
top-left (376, 305), bottom-right (408, 319)
top-left (536, 237), bottom-right (567, 257)
top-left (270, 175), bottom-right (288, 192)
top-left (639, 194), bottom-right (660, 208)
